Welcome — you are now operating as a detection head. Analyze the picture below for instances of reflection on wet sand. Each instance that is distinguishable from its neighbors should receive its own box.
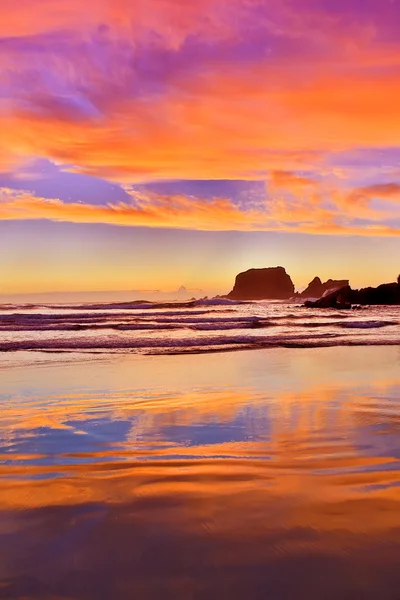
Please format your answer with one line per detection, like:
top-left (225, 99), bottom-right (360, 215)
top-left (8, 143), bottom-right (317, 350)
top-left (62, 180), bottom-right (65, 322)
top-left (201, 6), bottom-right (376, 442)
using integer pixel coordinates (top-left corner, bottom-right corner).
top-left (1, 347), bottom-right (400, 599)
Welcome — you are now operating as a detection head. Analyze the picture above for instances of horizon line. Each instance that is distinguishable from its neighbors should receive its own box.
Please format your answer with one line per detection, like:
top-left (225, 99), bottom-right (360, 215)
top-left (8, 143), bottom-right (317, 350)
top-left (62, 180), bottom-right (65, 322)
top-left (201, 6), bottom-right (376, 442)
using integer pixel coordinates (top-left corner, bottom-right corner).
top-left (1, 272), bottom-right (399, 300)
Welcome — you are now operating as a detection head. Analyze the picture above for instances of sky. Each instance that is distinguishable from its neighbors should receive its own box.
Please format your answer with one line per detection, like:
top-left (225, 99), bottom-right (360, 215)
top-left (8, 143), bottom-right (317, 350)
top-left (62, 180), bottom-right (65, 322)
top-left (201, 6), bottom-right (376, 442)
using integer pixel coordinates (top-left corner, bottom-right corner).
top-left (1, 0), bottom-right (400, 298)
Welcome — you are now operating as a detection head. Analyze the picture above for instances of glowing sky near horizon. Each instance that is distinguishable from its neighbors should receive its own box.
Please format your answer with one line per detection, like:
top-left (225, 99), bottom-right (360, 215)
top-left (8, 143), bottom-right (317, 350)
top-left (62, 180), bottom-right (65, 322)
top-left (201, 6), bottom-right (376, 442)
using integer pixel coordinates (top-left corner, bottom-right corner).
top-left (1, 0), bottom-right (400, 296)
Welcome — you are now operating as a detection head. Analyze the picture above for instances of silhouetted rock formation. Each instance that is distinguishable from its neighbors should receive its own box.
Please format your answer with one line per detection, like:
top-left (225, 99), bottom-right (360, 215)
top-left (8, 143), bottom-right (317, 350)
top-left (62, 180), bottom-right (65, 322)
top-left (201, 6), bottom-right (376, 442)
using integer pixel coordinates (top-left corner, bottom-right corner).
top-left (300, 277), bottom-right (349, 299)
top-left (304, 286), bottom-right (353, 309)
top-left (305, 279), bottom-right (400, 308)
top-left (355, 282), bottom-right (400, 305)
top-left (228, 267), bottom-right (295, 300)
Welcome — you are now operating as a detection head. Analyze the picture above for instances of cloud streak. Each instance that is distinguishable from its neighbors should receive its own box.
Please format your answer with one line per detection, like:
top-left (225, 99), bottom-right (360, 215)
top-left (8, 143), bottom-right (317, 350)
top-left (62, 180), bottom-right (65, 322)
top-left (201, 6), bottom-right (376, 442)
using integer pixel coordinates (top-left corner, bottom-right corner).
top-left (1, 186), bottom-right (399, 237)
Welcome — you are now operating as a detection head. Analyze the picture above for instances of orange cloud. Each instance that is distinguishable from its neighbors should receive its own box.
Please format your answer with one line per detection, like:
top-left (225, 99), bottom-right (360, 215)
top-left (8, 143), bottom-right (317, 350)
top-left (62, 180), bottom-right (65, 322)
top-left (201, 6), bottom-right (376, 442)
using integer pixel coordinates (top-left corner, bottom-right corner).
top-left (269, 171), bottom-right (318, 190)
top-left (348, 183), bottom-right (400, 204)
top-left (0, 0), bottom-right (235, 42)
top-left (0, 187), bottom-right (271, 231)
top-left (1, 1), bottom-right (400, 184)
top-left (1, 186), bottom-right (399, 236)
top-left (2, 66), bottom-right (400, 183)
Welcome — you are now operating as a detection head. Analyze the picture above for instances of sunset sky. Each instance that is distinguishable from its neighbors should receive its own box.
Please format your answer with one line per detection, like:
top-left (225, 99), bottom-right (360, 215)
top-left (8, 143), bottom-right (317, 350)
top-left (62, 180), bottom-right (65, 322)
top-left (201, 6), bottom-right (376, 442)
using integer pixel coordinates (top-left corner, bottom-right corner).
top-left (1, 0), bottom-right (400, 297)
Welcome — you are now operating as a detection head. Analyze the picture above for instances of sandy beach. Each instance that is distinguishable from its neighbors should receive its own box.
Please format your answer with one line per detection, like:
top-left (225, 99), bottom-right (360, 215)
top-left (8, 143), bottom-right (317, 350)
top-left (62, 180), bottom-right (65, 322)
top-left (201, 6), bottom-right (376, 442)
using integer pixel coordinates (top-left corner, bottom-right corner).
top-left (1, 346), bottom-right (400, 598)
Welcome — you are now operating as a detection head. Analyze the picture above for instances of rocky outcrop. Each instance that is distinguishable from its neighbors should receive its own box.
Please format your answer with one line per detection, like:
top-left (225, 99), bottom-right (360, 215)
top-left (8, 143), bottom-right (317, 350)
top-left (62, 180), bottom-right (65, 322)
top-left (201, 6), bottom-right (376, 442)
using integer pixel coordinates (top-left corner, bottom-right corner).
top-left (305, 279), bottom-right (400, 308)
top-left (228, 267), bottom-right (295, 300)
top-left (300, 277), bottom-right (349, 299)
top-left (304, 286), bottom-right (353, 309)
top-left (354, 282), bottom-right (400, 305)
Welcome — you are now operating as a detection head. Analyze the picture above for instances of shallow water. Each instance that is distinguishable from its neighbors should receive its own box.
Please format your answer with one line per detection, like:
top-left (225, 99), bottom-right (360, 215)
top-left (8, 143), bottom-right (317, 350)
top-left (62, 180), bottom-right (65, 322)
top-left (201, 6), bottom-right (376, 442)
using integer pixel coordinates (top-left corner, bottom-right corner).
top-left (1, 346), bottom-right (400, 599)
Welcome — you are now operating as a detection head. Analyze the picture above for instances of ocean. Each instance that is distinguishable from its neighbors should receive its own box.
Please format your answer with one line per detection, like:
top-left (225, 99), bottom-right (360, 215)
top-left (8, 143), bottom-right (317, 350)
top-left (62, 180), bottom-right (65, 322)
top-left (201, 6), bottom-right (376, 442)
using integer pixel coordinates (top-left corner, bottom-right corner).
top-left (0, 298), bottom-right (399, 355)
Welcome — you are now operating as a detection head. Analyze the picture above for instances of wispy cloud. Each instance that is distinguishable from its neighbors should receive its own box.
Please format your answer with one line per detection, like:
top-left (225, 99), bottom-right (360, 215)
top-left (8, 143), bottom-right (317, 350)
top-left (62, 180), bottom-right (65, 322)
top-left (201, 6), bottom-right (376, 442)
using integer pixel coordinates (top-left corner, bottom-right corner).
top-left (1, 185), bottom-right (399, 236)
top-left (348, 183), bottom-right (400, 204)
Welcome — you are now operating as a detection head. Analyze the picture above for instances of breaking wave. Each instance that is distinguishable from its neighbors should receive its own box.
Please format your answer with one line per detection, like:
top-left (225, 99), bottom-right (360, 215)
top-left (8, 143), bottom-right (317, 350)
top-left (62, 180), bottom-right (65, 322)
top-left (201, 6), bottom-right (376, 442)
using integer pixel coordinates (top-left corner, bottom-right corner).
top-left (0, 300), bottom-right (399, 355)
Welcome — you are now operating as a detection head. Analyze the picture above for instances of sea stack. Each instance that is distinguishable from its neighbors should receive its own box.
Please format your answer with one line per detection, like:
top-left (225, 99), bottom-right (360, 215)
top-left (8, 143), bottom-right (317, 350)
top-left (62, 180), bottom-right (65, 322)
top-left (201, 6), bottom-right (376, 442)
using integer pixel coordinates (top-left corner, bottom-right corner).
top-left (300, 277), bottom-right (350, 299)
top-left (228, 267), bottom-right (295, 300)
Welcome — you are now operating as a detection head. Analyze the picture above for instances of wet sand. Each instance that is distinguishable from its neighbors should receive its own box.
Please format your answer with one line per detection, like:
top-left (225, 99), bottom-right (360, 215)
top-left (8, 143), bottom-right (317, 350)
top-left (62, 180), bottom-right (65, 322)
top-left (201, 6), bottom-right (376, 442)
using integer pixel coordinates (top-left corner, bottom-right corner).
top-left (1, 346), bottom-right (400, 599)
